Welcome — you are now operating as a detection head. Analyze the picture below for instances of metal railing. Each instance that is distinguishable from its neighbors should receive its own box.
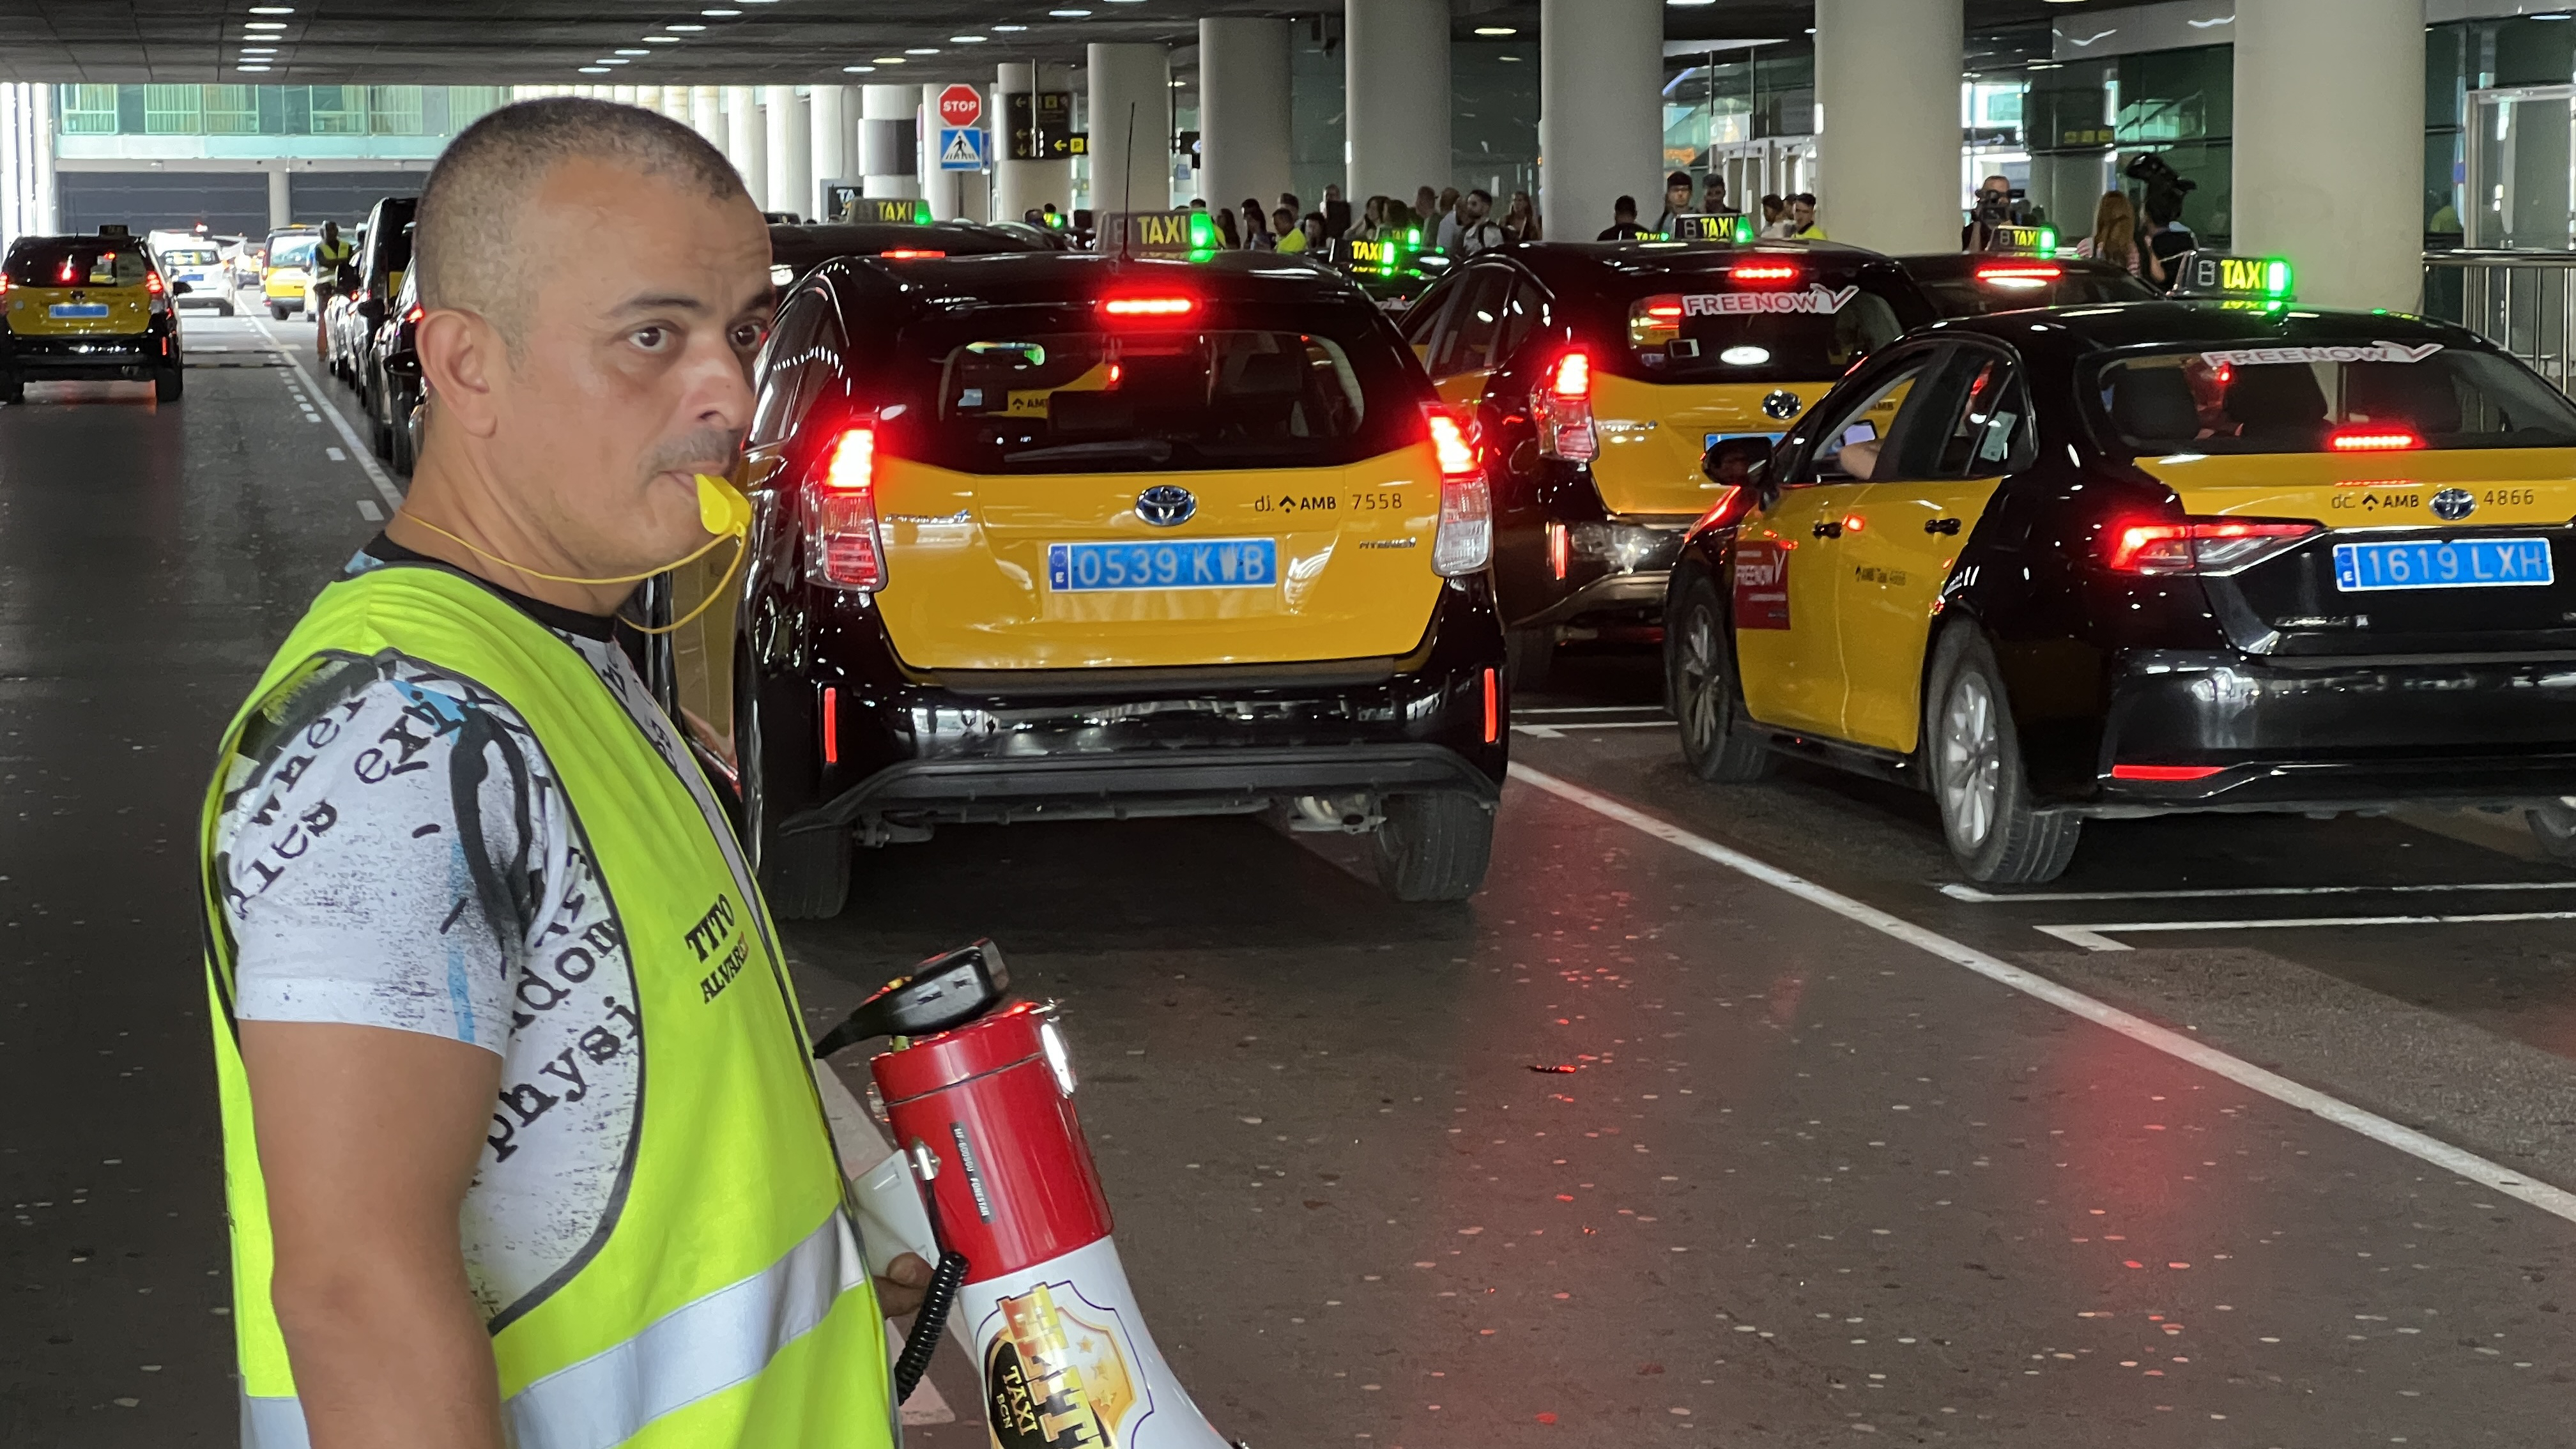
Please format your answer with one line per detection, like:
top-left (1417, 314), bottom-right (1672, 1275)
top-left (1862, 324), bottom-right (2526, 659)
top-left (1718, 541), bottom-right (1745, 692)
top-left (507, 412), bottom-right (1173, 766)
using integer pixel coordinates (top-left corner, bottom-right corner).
top-left (2423, 251), bottom-right (2576, 395)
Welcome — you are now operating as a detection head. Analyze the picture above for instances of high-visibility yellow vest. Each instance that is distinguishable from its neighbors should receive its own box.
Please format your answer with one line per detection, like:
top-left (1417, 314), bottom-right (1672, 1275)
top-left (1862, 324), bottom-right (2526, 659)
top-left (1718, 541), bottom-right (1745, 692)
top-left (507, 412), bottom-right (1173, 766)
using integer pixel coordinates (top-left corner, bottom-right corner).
top-left (201, 563), bottom-right (895, 1449)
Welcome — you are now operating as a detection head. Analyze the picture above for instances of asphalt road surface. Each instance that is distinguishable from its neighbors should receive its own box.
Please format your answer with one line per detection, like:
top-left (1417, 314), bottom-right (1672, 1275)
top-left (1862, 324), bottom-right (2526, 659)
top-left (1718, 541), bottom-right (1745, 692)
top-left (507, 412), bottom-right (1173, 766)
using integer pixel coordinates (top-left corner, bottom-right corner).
top-left (9, 304), bottom-right (2576, 1446)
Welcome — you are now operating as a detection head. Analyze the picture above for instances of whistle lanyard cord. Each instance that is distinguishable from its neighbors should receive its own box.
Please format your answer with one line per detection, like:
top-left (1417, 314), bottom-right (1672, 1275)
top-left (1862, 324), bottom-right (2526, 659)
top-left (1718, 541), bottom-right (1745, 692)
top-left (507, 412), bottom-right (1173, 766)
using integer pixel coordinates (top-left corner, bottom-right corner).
top-left (394, 513), bottom-right (748, 638)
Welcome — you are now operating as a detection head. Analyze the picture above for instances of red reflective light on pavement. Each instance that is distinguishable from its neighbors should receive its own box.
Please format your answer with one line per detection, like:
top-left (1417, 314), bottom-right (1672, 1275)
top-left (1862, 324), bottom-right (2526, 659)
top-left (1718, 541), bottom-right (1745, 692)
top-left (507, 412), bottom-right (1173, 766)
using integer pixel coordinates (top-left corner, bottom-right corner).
top-left (2328, 427), bottom-right (2425, 452)
top-left (1101, 295), bottom-right (1195, 317)
top-left (2110, 764), bottom-right (2225, 781)
top-left (1548, 350), bottom-right (1591, 398)
top-left (1730, 263), bottom-right (1798, 282)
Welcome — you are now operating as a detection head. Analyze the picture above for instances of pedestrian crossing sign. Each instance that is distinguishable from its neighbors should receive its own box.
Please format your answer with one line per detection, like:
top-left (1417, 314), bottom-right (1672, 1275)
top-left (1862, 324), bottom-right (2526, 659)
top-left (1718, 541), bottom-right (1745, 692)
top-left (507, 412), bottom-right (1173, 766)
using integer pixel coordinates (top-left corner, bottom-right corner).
top-left (939, 126), bottom-right (986, 171)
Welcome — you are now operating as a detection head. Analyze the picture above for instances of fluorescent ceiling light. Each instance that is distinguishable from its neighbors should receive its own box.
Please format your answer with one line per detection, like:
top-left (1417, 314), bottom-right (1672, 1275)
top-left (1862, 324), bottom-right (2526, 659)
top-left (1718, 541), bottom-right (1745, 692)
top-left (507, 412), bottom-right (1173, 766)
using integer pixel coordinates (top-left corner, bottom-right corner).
top-left (615, 49), bottom-right (650, 55)
top-left (952, 35), bottom-right (988, 43)
top-left (666, 22), bottom-right (705, 31)
top-left (992, 23), bottom-right (1027, 31)
top-left (643, 35), bottom-right (678, 42)
top-left (241, 46), bottom-right (277, 53)
top-left (1473, 25), bottom-right (1515, 34)
top-left (1669, 0), bottom-right (1717, 6)
top-left (595, 57), bottom-right (631, 64)
top-left (580, 66), bottom-right (611, 73)
top-left (843, 65), bottom-right (876, 72)
top-left (702, 8), bottom-right (742, 15)
top-left (1050, 8), bottom-right (1092, 15)
top-left (873, 56), bottom-right (907, 63)
top-left (245, 21), bottom-right (287, 29)
top-left (246, 4), bottom-right (293, 12)
top-left (238, 64), bottom-right (271, 71)
top-left (905, 47), bottom-right (938, 54)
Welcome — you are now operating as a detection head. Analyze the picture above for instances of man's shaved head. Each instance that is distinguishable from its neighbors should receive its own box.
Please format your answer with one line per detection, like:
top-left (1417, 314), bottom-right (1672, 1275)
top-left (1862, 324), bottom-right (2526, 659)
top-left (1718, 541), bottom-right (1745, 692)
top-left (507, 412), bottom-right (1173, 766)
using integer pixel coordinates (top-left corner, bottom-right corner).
top-left (417, 97), bottom-right (749, 346)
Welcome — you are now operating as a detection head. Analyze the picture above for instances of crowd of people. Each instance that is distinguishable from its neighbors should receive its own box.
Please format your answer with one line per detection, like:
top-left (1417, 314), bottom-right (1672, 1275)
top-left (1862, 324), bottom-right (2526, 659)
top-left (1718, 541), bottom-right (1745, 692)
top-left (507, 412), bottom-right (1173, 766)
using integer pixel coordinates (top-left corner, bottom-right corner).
top-left (1188, 181), bottom-right (1540, 259)
top-left (1595, 171), bottom-right (1825, 242)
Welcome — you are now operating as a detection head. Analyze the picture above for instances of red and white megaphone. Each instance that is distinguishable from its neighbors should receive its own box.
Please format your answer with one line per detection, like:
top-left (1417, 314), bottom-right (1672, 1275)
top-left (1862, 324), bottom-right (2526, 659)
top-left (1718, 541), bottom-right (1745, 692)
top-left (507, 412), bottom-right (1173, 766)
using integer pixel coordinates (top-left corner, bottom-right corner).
top-left (815, 941), bottom-right (1238, 1448)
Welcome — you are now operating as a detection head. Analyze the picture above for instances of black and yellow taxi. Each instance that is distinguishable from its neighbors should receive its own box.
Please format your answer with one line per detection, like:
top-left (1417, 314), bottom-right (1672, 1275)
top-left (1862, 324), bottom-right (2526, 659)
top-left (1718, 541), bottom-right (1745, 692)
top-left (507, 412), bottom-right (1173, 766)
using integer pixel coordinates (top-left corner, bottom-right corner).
top-left (766, 210), bottom-right (1046, 289)
top-left (261, 226), bottom-right (320, 320)
top-left (648, 228), bottom-right (1508, 915)
top-left (1399, 236), bottom-right (1936, 684)
top-left (1, 226), bottom-right (187, 404)
top-left (1897, 252), bottom-right (2158, 317)
top-left (1662, 255), bottom-right (2576, 882)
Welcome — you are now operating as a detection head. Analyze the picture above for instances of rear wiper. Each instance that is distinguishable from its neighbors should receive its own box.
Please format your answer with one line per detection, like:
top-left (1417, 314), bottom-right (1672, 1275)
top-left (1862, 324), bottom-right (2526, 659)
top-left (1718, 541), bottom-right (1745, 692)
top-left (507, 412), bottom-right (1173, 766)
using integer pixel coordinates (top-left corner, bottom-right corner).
top-left (1002, 440), bottom-right (1174, 464)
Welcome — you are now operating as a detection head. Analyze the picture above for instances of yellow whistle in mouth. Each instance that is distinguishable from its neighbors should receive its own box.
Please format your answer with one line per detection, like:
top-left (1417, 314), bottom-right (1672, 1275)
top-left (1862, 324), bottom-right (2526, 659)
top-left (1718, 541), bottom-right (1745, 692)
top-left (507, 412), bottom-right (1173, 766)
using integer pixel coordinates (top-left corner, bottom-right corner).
top-left (696, 471), bottom-right (753, 538)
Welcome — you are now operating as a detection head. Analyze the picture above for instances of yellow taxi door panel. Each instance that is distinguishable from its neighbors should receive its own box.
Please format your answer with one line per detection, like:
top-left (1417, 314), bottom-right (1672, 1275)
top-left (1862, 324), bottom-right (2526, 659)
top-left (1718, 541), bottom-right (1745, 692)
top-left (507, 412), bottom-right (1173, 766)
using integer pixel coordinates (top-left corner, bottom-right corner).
top-left (1835, 348), bottom-right (2025, 753)
top-left (1835, 480), bottom-right (2001, 751)
top-left (1587, 374), bottom-right (1817, 517)
top-left (871, 447), bottom-right (1449, 671)
top-left (1731, 482), bottom-right (1864, 735)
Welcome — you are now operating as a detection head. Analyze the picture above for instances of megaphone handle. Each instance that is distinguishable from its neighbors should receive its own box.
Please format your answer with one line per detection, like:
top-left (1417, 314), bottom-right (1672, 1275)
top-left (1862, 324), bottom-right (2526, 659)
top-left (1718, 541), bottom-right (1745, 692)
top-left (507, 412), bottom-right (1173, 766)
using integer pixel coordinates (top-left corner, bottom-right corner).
top-left (891, 1248), bottom-right (970, 1404)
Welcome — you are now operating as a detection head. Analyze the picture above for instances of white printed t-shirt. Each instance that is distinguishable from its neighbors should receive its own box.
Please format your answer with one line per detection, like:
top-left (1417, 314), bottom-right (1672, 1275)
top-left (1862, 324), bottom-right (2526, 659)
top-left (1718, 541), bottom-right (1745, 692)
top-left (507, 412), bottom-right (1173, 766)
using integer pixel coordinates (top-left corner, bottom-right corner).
top-left (213, 540), bottom-right (750, 1327)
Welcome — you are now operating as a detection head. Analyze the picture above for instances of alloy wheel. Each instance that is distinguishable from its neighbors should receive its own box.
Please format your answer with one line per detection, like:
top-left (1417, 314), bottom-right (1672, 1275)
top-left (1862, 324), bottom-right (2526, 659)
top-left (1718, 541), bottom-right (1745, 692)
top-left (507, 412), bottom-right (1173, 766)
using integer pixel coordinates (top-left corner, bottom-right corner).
top-left (1936, 672), bottom-right (2002, 850)
top-left (1677, 604), bottom-right (1723, 758)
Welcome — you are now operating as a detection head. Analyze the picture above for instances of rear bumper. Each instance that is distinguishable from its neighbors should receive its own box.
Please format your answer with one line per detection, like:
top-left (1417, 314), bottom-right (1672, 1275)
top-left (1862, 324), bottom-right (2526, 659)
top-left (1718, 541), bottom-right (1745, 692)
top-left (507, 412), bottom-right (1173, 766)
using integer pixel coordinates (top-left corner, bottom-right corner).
top-left (3, 330), bottom-right (171, 377)
top-left (778, 575), bottom-right (1510, 832)
top-left (2085, 648), bottom-right (2576, 814)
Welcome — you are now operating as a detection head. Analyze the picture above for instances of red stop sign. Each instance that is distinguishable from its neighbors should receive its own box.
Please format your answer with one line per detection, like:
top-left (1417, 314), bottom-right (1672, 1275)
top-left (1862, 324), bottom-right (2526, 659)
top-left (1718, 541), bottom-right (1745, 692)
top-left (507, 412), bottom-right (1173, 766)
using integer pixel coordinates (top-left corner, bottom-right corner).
top-left (937, 85), bottom-right (983, 128)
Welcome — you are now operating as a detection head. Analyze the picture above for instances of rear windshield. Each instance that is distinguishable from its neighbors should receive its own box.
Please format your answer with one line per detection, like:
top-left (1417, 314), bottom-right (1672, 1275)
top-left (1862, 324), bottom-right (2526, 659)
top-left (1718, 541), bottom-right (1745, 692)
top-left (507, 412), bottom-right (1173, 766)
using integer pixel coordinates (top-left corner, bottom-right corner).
top-left (3, 243), bottom-right (151, 288)
top-left (158, 246), bottom-right (222, 267)
top-left (270, 239), bottom-right (316, 268)
top-left (891, 310), bottom-right (1420, 474)
top-left (1616, 272), bottom-right (1910, 383)
top-left (2093, 342), bottom-right (2576, 454)
top-left (1918, 270), bottom-right (2154, 316)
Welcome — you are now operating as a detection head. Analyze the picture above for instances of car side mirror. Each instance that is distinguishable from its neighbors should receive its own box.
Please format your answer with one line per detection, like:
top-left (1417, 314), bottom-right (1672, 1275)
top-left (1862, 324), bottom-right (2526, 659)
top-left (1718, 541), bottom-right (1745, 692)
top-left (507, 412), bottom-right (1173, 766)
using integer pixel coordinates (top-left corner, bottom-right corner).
top-left (1701, 435), bottom-right (1773, 489)
top-left (170, 281), bottom-right (192, 296)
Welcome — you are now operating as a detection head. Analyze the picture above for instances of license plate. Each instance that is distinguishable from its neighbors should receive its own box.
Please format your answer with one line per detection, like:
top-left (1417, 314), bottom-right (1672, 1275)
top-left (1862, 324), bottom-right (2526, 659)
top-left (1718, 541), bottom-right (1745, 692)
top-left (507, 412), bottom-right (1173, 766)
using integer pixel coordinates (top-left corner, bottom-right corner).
top-left (2331, 537), bottom-right (2556, 592)
top-left (1047, 538), bottom-right (1278, 592)
top-left (48, 303), bottom-right (109, 319)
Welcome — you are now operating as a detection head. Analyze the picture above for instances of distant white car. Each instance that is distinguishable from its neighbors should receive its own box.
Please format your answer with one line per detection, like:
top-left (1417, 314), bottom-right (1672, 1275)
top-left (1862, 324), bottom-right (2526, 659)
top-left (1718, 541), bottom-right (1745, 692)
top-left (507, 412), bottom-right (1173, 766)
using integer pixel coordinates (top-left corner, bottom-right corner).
top-left (151, 240), bottom-right (234, 316)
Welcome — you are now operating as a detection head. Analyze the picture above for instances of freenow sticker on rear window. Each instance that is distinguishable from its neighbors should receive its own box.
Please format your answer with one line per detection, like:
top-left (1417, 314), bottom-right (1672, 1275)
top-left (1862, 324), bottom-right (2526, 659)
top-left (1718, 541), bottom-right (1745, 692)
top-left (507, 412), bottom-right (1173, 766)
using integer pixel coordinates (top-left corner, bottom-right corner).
top-left (1682, 285), bottom-right (1862, 318)
top-left (2197, 341), bottom-right (2444, 367)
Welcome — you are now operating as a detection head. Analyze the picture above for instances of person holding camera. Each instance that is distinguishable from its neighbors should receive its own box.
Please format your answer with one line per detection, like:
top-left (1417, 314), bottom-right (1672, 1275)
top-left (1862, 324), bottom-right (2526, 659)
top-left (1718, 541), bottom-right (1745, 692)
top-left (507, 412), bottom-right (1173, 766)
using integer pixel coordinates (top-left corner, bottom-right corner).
top-left (1963, 174), bottom-right (2023, 252)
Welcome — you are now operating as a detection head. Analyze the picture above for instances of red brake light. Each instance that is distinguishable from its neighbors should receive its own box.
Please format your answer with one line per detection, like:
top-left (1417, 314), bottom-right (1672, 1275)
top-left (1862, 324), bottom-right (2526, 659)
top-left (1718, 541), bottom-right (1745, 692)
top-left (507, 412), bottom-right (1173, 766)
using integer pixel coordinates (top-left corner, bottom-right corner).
top-left (1642, 301), bottom-right (1684, 321)
top-left (1423, 402), bottom-right (1491, 576)
top-left (2111, 764), bottom-right (2226, 782)
top-left (1548, 350), bottom-right (1591, 399)
top-left (2328, 427), bottom-right (2425, 452)
top-left (1975, 263), bottom-right (2061, 281)
top-left (57, 259), bottom-right (76, 284)
top-left (405, 304), bottom-right (424, 324)
top-left (807, 424), bottom-right (887, 592)
top-left (1102, 295), bottom-right (1195, 318)
top-left (2106, 516), bottom-right (2320, 575)
top-left (879, 248), bottom-right (947, 259)
top-left (146, 271), bottom-right (165, 295)
top-left (1730, 263), bottom-right (1798, 283)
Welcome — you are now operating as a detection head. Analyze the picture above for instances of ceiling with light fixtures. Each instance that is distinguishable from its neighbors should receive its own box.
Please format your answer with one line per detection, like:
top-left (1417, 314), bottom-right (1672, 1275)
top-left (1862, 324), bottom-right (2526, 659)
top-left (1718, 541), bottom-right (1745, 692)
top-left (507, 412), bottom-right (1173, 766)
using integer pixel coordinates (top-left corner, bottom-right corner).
top-left (0, 1), bottom-right (2174, 86)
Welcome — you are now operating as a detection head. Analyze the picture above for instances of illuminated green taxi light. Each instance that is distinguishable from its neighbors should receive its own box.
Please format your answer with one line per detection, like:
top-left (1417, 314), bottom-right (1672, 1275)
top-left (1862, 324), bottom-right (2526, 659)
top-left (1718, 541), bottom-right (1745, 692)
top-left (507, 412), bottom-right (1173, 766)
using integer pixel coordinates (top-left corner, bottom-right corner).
top-left (1407, 228), bottom-right (1421, 245)
top-left (2265, 259), bottom-right (2292, 296)
top-left (2039, 228), bottom-right (2057, 254)
top-left (1188, 213), bottom-right (1218, 250)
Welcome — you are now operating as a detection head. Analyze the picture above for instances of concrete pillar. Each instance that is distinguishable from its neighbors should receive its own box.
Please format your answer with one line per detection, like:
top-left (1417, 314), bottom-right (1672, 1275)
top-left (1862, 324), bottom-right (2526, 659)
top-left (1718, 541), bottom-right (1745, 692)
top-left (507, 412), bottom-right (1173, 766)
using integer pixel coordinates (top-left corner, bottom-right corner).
top-left (861, 84), bottom-right (920, 199)
top-left (1200, 19), bottom-right (1292, 229)
top-left (1, 86), bottom-right (21, 249)
top-left (268, 167), bottom-right (293, 229)
top-left (1088, 43), bottom-right (1173, 219)
top-left (918, 84), bottom-right (968, 220)
top-left (690, 85), bottom-right (724, 150)
top-left (810, 84), bottom-right (848, 219)
top-left (993, 61), bottom-right (1074, 220)
top-left (764, 86), bottom-right (809, 220)
top-left (1814, 0), bottom-right (1963, 254)
top-left (724, 86), bottom-right (766, 210)
top-left (2233, 0), bottom-right (2425, 308)
top-left (1345, 0), bottom-right (1448, 210)
top-left (611, 84), bottom-right (636, 106)
top-left (1538, 0), bottom-right (1659, 246)
top-left (636, 85), bottom-right (663, 114)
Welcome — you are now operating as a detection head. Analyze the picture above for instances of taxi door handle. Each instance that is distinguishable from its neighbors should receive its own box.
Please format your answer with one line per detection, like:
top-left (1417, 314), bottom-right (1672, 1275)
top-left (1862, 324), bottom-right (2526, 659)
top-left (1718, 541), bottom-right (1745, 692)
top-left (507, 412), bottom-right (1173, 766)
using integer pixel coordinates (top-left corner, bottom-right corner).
top-left (1924, 517), bottom-right (1961, 536)
top-left (1812, 520), bottom-right (1843, 540)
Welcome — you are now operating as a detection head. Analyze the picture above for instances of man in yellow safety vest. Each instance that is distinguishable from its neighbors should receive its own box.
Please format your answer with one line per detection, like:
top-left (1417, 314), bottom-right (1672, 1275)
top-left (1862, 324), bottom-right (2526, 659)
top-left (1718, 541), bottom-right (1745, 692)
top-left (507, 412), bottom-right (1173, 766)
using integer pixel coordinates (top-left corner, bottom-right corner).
top-left (201, 97), bottom-right (926, 1449)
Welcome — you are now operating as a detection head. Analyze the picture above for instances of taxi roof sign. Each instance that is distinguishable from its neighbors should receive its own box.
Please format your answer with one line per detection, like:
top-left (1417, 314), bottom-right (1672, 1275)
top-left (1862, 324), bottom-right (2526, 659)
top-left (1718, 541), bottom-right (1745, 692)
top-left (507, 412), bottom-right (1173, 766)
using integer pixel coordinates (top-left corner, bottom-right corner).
top-left (1101, 209), bottom-right (1219, 257)
top-left (1669, 212), bottom-right (1756, 244)
top-left (2169, 251), bottom-right (2295, 303)
top-left (1984, 224), bottom-right (2057, 257)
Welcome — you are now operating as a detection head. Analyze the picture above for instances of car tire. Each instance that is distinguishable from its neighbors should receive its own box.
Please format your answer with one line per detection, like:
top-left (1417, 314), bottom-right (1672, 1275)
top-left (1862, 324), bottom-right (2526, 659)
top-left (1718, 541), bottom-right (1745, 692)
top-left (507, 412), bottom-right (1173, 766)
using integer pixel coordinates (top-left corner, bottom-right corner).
top-left (155, 365), bottom-right (183, 403)
top-left (1505, 626), bottom-right (1555, 693)
top-left (1667, 573), bottom-right (1773, 783)
top-left (270, 303), bottom-right (291, 321)
top-left (368, 366), bottom-right (393, 458)
top-left (737, 652), bottom-right (850, 920)
top-left (1372, 792), bottom-right (1494, 902)
top-left (391, 389), bottom-right (419, 477)
top-left (2530, 801), bottom-right (2576, 865)
top-left (0, 369), bottom-right (21, 405)
top-left (1924, 627), bottom-right (2079, 885)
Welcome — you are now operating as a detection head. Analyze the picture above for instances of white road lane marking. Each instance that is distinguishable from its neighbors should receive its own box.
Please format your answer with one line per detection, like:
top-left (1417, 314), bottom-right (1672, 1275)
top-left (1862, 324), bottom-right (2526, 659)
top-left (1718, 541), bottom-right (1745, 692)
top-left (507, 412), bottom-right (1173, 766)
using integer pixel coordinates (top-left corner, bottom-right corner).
top-left (326, 446), bottom-right (346, 461)
top-left (357, 500), bottom-right (383, 523)
top-left (1508, 762), bottom-right (2576, 1227)
top-left (1513, 721), bottom-right (1677, 739)
top-left (1943, 879), bottom-right (2576, 905)
top-left (250, 316), bottom-right (401, 512)
top-left (2034, 910), bottom-right (2576, 953)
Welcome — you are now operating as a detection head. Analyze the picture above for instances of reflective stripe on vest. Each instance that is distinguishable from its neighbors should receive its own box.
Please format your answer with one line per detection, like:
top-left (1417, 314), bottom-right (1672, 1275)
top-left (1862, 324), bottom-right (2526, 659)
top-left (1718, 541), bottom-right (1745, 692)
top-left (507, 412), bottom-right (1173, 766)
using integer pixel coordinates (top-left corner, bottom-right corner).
top-left (203, 565), bottom-right (896, 1449)
top-left (238, 1208), bottom-right (867, 1449)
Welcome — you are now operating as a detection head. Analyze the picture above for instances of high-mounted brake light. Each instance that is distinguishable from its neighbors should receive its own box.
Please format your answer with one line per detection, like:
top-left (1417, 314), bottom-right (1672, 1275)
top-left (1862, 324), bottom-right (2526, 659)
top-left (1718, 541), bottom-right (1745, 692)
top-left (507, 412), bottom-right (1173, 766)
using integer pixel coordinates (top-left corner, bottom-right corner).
top-left (1423, 403), bottom-right (1491, 576)
top-left (2105, 516), bottom-right (2320, 576)
top-left (807, 424), bottom-right (887, 592)
top-left (1730, 263), bottom-right (1799, 282)
top-left (1533, 349), bottom-right (1598, 463)
top-left (1642, 301), bottom-right (1685, 321)
top-left (879, 248), bottom-right (947, 259)
top-left (1976, 263), bottom-right (2061, 281)
top-left (1102, 295), bottom-right (1195, 318)
top-left (2328, 427), bottom-right (2425, 452)
top-left (2110, 763), bottom-right (2226, 782)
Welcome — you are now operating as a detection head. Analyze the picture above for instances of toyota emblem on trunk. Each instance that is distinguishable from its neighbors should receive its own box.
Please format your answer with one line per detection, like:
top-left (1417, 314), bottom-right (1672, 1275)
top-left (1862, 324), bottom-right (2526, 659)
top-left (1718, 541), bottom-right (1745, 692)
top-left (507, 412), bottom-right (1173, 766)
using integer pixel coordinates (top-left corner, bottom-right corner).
top-left (1761, 389), bottom-right (1802, 420)
top-left (2431, 487), bottom-right (2476, 521)
top-left (1135, 485), bottom-right (1197, 526)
